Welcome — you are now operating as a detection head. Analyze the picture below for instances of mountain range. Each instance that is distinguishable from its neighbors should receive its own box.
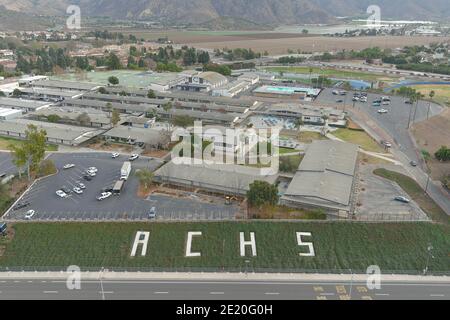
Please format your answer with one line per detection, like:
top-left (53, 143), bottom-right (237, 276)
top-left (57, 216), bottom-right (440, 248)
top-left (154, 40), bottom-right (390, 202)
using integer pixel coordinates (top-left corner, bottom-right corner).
top-left (1, 0), bottom-right (449, 26)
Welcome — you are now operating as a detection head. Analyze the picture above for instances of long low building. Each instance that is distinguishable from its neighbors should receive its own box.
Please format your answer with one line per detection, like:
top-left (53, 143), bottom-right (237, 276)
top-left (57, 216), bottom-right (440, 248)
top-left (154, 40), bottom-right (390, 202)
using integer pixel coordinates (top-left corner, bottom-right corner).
top-left (104, 86), bottom-right (257, 108)
top-left (32, 108), bottom-right (112, 128)
top-left (0, 119), bottom-right (104, 146)
top-left (281, 140), bottom-right (359, 216)
top-left (27, 79), bottom-right (102, 92)
top-left (64, 97), bottom-right (241, 125)
top-left (154, 161), bottom-right (278, 196)
top-left (80, 92), bottom-right (247, 114)
top-left (103, 125), bottom-right (167, 148)
top-left (0, 97), bottom-right (51, 113)
top-left (19, 87), bottom-right (85, 101)
top-left (0, 108), bottom-right (22, 120)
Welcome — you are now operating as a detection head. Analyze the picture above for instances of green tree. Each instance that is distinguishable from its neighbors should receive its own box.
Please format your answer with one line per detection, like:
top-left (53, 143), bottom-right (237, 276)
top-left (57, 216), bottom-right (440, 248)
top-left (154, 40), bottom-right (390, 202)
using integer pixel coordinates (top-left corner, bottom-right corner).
top-left (435, 146), bottom-right (450, 162)
top-left (12, 89), bottom-right (22, 97)
top-left (147, 89), bottom-right (156, 99)
top-left (162, 102), bottom-right (173, 130)
top-left (111, 109), bottom-right (121, 126)
top-left (76, 112), bottom-right (91, 126)
top-left (38, 159), bottom-right (57, 177)
top-left (135, 169), bottom-right (154, 190)
top-left (247, 180), bottom-right (279, 208)
top-left (172, 115), bottom-right (195, 128)
top-left (0, 91), bottom-right (5, 97)
top-left (98, 87), bottom-right (107, 94)
top-left (9, 125), bottom-right (47, 181)
top-left (108, 76), bottom-right (119, 86)
top-left (106, 53), bottom-right (122, 70)
top-left (47, 114), bottom-right (61, 123)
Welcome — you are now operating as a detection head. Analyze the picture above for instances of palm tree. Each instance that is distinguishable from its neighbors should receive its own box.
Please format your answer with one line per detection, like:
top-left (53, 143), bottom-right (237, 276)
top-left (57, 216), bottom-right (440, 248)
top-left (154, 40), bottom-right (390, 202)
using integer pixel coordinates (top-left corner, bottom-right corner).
top-left (427, 90), bottom-right (435, 120)
top-left (162, 102), bottom-right (173, 130)
top-left (105, 102), bottom-right (113, 124)
top-left (411, 92), bottom-right (424, 125)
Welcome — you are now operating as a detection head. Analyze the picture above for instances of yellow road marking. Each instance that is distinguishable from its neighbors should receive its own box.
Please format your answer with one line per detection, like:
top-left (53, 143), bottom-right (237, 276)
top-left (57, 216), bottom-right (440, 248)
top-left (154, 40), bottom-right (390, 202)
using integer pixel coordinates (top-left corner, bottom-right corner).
top-left (336, 286), bottom-right (347, 294)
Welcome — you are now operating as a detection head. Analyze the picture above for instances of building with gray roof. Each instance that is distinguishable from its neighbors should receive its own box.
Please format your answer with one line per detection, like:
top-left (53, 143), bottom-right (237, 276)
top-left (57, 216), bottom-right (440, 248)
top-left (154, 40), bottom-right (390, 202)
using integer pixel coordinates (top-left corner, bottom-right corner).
top-left (154, 160), bottom-right (278, 196)
top-left (281, 140), bottom-right (359, 215)
top-left (0, 97), bottom-right (51, 112)
top-left (103, 125), bottom-right (168, 148)
top-left (29, 79), bottom-right (101, 92)
top-left (0, 119), bottom-right (104, 145)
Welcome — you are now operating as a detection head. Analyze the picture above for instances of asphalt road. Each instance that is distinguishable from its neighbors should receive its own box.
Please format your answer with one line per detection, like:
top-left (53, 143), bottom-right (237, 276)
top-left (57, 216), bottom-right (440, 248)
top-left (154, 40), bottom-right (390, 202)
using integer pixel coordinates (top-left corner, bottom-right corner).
top-left (0, 278), bottom-right (448, 300)
top-left (316, 88), bottom-right (443, 163)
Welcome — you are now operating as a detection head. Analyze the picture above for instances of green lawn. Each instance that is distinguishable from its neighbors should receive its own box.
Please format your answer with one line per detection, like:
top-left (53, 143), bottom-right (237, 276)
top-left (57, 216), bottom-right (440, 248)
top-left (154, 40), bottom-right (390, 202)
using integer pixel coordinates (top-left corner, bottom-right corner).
top-left (0, 136), bottom-right (58, 151)
top-left (0, 222), bottom-right (448, 273)
top-left (333, 128), bottom-right (385, 153)
top-left (374, 169), bottom-right (449, 225)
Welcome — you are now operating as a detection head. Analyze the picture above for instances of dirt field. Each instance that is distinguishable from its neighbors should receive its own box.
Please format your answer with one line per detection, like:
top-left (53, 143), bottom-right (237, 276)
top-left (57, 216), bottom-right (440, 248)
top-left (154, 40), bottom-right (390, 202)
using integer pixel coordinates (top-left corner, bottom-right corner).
top-left (411, 108), bottom-right (450, 180)
top-left (409, 85), bottom-right (450, 106)
top-left (109, 29), bottom-right (308, 44)
top-left (185, 35), bottom-right (450, 55)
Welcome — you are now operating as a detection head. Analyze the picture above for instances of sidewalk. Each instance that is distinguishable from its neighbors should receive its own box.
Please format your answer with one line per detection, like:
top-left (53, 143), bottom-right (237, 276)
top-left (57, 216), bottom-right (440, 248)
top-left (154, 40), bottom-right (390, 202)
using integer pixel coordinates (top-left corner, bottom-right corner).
top-left (0, 271), bottom-right (448, 283)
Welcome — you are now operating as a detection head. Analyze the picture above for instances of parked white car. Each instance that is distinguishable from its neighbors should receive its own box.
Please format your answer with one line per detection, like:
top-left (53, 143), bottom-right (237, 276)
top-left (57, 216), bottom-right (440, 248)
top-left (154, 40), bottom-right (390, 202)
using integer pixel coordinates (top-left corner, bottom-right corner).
top-left (63, 164), bottom-right (75, 169)
top-left (377, 109), bottom-right (388, 114)
top-left (56, 190), bottom-right (68, 198)
top-left (129, 154), bottom-right (139, 161)
top-left (88, 167), bottom-right (98, 173)
top-left (73, 187), bottom-right (83, 194)
top-left (97, 192), bottom-right (112, 201)
top-left (76, 182), bottom-right (86, 189)
top-left (112, 153), bottom-right (120, 159)
top-left (24, 210), bottom-right (35, 220)
top-left (86, 170), bottom-right (96, 177)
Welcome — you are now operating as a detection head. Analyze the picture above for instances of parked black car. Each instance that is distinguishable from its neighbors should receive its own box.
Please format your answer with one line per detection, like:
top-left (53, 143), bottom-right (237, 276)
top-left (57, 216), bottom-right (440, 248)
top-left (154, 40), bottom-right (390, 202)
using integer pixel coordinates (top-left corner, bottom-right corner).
top-left (13, 201), bottom-right (30, 211)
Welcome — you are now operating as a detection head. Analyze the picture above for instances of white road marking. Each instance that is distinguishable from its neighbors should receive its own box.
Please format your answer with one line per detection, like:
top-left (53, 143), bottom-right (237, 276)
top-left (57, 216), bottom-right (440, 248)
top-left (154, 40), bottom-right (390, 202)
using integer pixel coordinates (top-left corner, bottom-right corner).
top-left (375, 293), bottom-right (390, 296)
top-left (210, 292), bottom-right (225, 295)
top-left (320, 293), bottom-right (335, 296)
top-left (99, 291), bottom-right (114, 294)
top-left (264, 292), bottom-right (280, 295)
top-left (430, 294), bottom-right (444, 297)
top-left (43, 291), bottom-right (58, 294)
top-left (154, 291), bottom-right (169, 294)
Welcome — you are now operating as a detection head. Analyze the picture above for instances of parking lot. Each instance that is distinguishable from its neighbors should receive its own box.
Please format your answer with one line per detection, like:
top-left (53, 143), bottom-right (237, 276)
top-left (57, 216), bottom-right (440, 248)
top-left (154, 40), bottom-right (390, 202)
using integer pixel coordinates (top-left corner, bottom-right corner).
top-left (355, 164), bottom-right (428, 221)
top-left (0, 152), bottom-right (16, 178)
top-left (316, 88), bottom-right (444, 162)
top-left (4, 152), bottom-right (237, 221)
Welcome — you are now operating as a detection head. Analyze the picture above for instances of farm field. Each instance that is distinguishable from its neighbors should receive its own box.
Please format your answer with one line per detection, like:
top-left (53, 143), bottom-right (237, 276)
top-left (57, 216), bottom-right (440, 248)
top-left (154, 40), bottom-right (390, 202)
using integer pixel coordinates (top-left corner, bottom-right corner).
top-left (0, 222), bottom-right (449, 273)
top-left (185, 35), bottom-right (450, 55)
top-left (409, 84), bottom-right (450, 106)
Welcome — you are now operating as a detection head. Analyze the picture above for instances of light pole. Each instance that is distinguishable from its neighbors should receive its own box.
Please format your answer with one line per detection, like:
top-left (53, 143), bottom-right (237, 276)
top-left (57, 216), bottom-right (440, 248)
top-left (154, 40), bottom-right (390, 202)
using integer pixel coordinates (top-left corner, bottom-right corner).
top-left (423, 244), bottom-right (434, 275)
top-left (349, 268), bottom-right (354, 300)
